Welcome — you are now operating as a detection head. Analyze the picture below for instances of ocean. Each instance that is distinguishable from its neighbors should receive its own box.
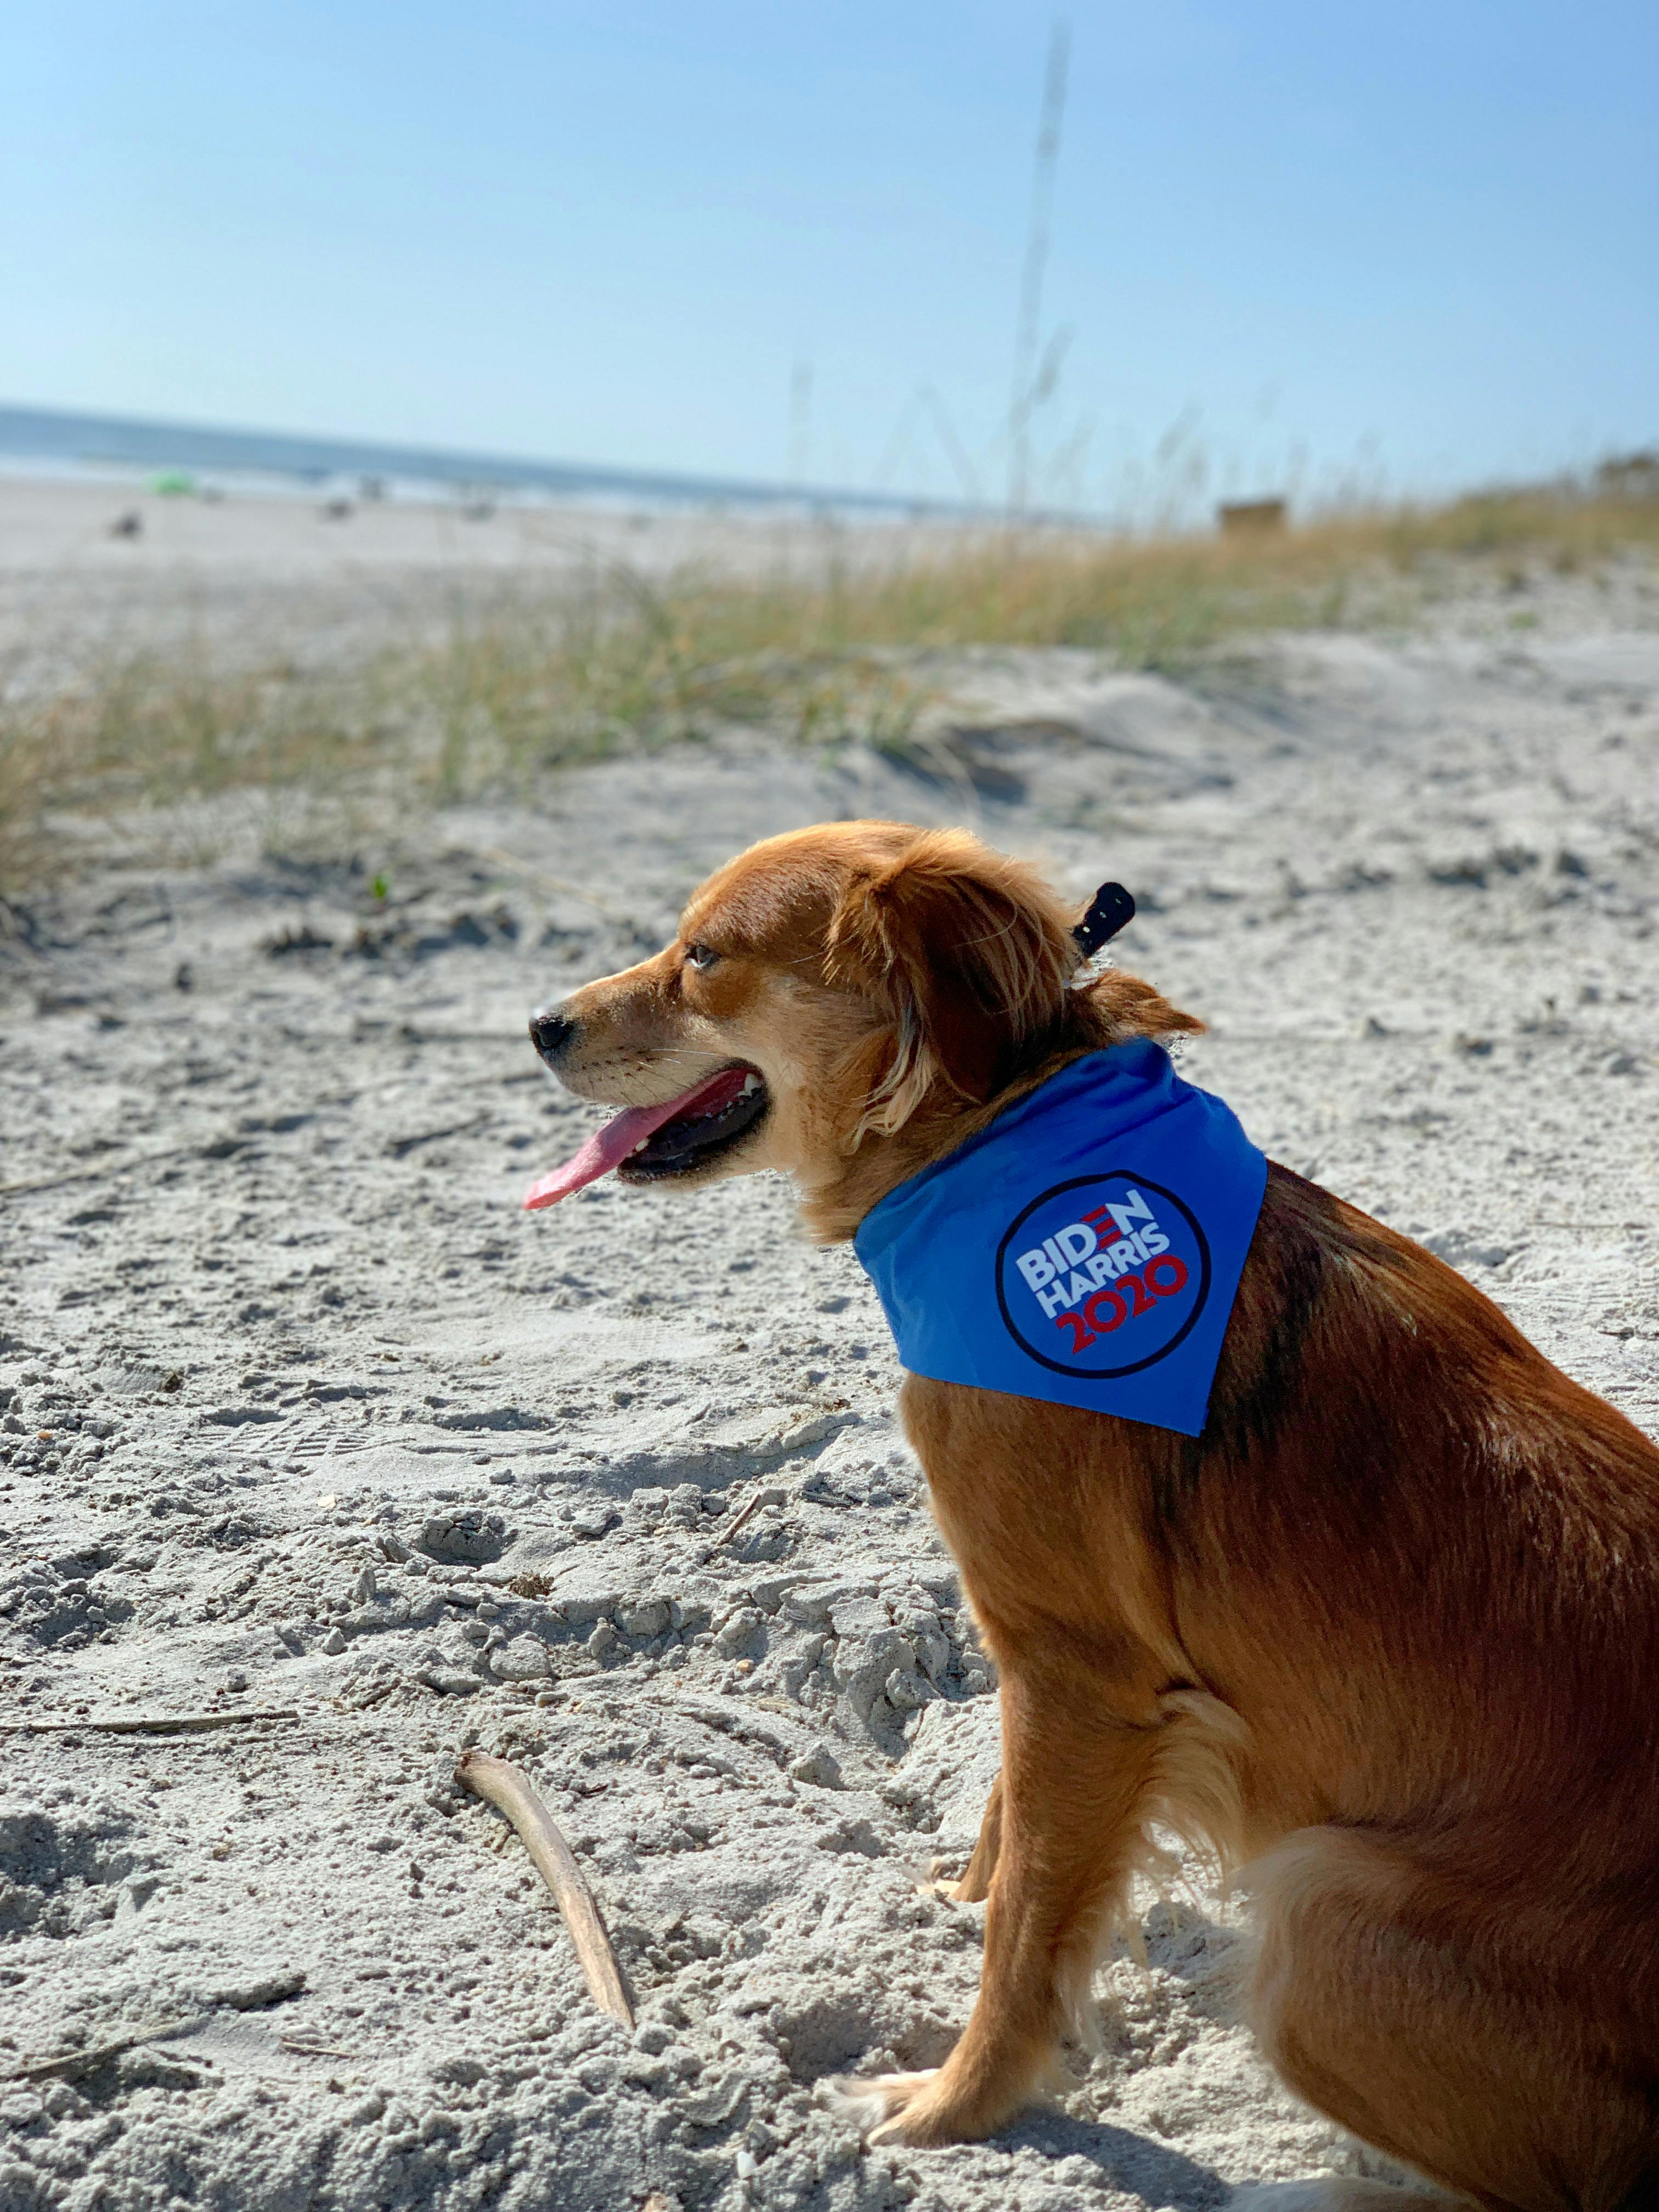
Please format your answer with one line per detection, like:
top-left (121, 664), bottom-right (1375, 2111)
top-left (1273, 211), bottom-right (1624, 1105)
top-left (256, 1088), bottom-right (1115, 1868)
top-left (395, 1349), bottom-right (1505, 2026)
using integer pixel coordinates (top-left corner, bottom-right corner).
top-left (0, 402), bottom-right (944, 518)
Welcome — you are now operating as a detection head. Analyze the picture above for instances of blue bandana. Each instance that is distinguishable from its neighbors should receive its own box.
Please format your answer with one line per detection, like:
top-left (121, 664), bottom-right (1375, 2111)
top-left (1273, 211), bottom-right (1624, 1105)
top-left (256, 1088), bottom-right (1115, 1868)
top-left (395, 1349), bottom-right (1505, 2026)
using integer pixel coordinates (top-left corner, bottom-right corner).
top-left (853, 1042), bottom-right (1267, 1437)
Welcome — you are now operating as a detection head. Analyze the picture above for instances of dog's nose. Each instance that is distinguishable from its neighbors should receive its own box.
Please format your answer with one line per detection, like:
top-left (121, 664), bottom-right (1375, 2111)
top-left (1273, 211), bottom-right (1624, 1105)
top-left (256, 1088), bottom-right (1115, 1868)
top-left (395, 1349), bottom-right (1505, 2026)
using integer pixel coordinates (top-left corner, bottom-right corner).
top-left (529, 1006), bottom-right (577, 1063)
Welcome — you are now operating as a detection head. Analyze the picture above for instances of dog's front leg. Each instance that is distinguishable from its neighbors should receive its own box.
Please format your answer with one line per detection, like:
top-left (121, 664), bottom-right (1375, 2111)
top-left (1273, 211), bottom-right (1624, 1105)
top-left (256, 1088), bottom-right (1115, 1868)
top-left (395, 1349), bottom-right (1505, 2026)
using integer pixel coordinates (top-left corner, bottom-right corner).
top-left (833, 1665), bottom-right (1161, 2146)
top-left (949, 1771), bottom-right (1003, 1903)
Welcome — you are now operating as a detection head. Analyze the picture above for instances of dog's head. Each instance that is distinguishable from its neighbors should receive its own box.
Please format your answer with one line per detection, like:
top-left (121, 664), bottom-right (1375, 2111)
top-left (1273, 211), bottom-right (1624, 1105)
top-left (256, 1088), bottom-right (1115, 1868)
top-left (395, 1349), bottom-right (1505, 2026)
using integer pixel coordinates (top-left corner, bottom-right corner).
top-left (525, 821), bottom-right (1199, 1232)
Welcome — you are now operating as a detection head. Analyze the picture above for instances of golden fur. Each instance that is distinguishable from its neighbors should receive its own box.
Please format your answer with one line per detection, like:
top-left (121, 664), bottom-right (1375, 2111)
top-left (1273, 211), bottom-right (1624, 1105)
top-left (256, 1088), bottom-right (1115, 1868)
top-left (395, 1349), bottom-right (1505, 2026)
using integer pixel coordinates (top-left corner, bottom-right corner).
top-left (540, 820), bottom-right (1659, 2211)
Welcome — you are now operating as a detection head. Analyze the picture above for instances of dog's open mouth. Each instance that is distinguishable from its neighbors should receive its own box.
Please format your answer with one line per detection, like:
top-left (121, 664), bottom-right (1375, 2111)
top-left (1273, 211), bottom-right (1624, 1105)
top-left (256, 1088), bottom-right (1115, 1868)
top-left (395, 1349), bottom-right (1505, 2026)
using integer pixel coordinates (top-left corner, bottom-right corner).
top-left (523, 1064), bottom-right (769, 1211)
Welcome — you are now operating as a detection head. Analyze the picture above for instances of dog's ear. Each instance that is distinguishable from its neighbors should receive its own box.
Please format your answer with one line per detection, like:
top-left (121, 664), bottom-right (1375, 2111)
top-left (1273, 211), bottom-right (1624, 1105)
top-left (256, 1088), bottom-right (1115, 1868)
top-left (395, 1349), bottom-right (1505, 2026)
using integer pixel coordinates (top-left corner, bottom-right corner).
top-left (827, 830), bottom-right (1074, 1134)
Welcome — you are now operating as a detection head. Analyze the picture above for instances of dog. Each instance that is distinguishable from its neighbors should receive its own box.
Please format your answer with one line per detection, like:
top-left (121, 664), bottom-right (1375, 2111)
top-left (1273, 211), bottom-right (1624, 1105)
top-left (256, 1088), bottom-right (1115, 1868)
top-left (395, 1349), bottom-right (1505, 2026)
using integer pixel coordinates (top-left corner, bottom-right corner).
top-left (527, 819), bottom-right (1659, 2212)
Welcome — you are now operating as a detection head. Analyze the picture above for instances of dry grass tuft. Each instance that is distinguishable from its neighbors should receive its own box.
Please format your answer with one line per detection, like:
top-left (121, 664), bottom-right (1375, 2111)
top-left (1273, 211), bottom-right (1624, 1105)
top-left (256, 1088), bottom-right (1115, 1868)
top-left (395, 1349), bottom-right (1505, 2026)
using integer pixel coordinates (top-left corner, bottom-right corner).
top-left (3, 482), bottom-right (1656, 894)
top-left (0, 702), bottom-right (49, 906)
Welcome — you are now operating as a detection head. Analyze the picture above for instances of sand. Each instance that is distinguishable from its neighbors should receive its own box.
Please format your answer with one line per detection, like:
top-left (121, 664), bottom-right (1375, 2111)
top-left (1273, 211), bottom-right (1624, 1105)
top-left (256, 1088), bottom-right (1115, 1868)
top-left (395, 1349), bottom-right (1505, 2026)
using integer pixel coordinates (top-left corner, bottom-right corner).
top-left (0, 474), bottom-right (996, 690)
top-left (2, 501), bottom-right (1657, 2212)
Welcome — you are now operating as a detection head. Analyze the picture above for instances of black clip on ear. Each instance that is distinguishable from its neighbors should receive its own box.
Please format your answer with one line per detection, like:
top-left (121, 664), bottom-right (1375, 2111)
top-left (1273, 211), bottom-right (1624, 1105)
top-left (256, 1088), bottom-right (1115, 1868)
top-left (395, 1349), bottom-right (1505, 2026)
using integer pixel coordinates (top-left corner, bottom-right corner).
top-left (1073, 881), bottom-right (1136, 957)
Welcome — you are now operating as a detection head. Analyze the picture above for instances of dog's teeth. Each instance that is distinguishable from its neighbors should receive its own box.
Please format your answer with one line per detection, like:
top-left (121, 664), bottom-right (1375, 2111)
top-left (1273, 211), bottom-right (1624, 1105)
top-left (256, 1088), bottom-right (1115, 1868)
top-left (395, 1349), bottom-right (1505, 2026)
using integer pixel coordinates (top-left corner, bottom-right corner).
top-left (741, 1074), bottom-right (760, 1094)
top-left (631, 1140), bottom-right (648, 1154)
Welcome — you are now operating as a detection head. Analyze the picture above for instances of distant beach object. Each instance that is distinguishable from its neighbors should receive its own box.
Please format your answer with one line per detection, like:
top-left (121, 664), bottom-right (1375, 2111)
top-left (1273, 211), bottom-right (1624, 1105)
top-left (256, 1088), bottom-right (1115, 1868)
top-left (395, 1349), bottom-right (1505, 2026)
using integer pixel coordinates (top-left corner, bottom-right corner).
top-left (1596, 450), bottom-right (1659, 501)
top-left (109, 510), bottom-right (142, 539)
top-left (150, 471), bottom-right (195, 497)
top-left (322, 497), bottom-right (354, 521)
top-left (1218, 497), bottom-right (1287, 535)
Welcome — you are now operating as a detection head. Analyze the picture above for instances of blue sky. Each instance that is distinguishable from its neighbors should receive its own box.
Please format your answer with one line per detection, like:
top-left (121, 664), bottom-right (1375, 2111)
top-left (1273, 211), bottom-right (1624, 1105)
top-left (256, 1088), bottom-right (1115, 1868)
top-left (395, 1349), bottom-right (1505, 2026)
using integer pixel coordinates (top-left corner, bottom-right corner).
top-left (4, 2), bottom-right (1655, 512)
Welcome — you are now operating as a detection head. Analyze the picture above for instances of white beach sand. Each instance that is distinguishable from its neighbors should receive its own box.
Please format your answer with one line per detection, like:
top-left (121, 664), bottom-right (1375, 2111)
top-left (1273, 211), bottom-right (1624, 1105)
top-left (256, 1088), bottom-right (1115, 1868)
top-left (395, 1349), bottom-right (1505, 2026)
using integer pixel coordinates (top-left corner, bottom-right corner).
top-left (0, 474), bottom-right (993, 684)
top-left (2, 487), bottom-right (1656, 2212)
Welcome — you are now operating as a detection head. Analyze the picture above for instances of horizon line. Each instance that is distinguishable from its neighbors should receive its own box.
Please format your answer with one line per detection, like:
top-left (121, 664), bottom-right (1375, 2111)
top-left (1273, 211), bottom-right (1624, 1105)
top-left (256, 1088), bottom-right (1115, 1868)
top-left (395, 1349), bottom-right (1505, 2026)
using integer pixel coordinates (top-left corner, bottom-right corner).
top-left (0, 399), bottom-right (1014, 523)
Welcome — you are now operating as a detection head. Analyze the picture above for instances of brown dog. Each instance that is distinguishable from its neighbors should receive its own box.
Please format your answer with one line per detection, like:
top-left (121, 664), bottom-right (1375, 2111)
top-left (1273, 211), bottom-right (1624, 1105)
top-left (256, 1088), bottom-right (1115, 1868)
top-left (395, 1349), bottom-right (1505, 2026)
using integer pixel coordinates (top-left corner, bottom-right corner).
top-left (527, 820), bottom-right (1659, 2212)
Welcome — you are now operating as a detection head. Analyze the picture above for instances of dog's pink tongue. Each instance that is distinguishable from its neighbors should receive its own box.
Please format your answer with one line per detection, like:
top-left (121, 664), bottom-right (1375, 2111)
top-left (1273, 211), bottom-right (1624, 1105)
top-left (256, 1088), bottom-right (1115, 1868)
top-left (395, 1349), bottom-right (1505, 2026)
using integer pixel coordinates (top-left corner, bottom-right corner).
top-left (523, 1067), bottom-right (748, 1211)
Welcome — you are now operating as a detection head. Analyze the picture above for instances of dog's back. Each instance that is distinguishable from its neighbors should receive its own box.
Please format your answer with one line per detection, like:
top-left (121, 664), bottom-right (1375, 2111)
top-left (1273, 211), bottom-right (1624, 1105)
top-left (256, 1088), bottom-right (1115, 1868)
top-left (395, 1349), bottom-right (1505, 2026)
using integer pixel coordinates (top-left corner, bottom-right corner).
top-left (1200, 1167), bottom-right (1659, 1878)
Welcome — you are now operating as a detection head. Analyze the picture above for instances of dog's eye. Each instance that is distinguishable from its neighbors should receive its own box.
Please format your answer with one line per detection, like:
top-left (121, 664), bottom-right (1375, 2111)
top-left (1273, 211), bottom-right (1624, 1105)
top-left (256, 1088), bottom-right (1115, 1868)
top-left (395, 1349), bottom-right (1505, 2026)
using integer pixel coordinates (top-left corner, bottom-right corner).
top-left (684, 942), bottom-right (720, 972)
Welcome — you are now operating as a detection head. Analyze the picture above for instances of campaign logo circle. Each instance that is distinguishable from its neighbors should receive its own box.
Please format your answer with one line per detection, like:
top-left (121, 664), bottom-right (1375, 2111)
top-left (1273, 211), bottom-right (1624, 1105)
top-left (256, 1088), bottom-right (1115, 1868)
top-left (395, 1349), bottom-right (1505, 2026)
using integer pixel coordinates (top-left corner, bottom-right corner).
top-left (994, 1173), bottom-right (1211, 1380)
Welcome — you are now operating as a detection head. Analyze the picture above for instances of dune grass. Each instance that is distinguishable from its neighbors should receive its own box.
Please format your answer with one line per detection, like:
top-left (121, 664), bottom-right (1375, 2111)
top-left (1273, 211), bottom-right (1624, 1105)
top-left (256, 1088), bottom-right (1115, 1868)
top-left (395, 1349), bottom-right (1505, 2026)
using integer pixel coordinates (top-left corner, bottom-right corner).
top-left (3, 479), bottom-right (1657, 896)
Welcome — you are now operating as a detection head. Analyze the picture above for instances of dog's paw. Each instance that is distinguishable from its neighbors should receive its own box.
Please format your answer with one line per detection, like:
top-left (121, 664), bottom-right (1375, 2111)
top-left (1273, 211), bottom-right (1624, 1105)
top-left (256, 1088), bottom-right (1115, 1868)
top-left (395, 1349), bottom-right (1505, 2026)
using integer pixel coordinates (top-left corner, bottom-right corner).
top-left (821, 2067), bottom-right (1009, 2147)
top-left (821, 2070), bottom-right (950, 2145)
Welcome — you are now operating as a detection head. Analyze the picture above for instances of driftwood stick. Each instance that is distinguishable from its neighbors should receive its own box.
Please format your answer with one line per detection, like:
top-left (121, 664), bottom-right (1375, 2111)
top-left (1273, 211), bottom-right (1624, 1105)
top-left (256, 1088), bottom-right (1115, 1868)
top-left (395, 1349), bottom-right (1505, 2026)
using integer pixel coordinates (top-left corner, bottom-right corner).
top-left (383, 1112), bottom-right (492, 1159)
top-left (0, 1142), bottom-right (200, 1203)
top-left (7, 2016), bottom-right (205, 2084)
top-left (455, 1750), bottom-right (634, 2028)
top-left (279, 2035), bottom-right (368, 2062)
top-left (2, 1708), bottom-right (299, 1736)
top-left (719, 1488), bottom-right (769, 1546)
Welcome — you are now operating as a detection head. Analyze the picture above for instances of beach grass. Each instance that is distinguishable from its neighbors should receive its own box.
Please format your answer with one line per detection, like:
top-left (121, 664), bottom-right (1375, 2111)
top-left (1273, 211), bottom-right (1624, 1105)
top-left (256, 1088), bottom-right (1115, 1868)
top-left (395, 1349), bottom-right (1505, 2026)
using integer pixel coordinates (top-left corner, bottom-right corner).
top-left (3, 479), bottom-right (1657, 894)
